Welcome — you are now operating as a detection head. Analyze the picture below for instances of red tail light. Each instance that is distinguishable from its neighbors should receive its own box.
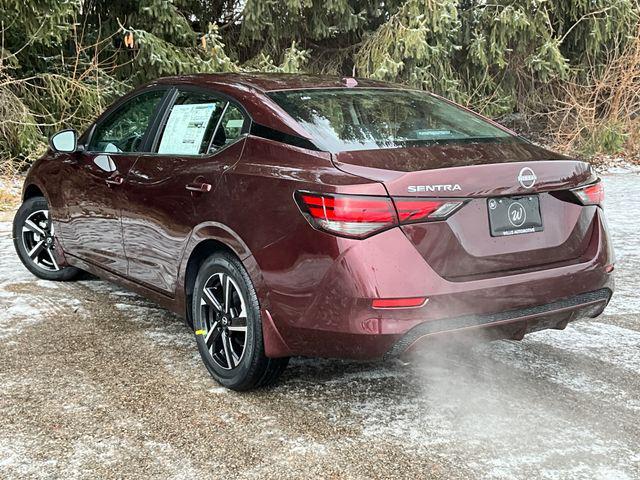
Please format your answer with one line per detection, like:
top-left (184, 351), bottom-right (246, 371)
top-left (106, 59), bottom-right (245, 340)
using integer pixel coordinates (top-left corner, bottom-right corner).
top-left (573, 181), bottom-right (604, 206)
top-left (393, 198), bottom-right (466, 223)
top-left (296, 191), bottom-right (466, 238)
top-left (295, 192), bottom-right (396, 238)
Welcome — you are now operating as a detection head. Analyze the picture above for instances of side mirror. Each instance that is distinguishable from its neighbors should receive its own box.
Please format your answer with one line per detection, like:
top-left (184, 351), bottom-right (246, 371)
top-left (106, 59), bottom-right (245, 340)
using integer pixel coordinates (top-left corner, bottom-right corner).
top-left (50, 129), bottom-right (78, 153)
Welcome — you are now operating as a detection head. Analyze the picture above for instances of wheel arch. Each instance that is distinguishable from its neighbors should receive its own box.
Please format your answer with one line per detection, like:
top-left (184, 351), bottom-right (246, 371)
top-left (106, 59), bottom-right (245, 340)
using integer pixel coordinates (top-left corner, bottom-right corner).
top-left (183, 238), bottom-right (237, 327)
top-left (23, 183), bottom-right (45, 201)
top-left (177, 222), bottom-right (291, 357)
top-left (181, 236), bottom-right (290, 358)
top-left (179, 221), bottom-right (256, 324)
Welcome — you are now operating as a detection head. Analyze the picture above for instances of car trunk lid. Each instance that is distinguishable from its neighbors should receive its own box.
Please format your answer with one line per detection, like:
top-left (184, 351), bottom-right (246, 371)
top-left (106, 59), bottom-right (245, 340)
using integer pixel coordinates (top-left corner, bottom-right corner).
top-left (332, 143), bottom-right (598, 280)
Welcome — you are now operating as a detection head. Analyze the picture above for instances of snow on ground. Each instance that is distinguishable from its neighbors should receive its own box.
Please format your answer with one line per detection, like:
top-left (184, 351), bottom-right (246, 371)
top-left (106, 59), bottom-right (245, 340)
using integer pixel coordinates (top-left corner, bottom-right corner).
top-left (0, 174), bottom-right (638, 479)
top-left (600, 174), bottom-right (640, 316)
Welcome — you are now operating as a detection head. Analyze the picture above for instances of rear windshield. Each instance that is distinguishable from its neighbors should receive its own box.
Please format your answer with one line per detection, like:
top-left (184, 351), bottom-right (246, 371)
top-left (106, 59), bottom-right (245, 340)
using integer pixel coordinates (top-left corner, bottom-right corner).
top-left (268, 88), bottom-right (517, 152)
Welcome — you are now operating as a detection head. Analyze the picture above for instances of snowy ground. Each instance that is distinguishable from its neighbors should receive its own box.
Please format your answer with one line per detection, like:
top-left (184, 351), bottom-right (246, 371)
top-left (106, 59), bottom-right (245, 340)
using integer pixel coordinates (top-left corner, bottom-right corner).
top-left (1, 174), bottom-right (639, 479)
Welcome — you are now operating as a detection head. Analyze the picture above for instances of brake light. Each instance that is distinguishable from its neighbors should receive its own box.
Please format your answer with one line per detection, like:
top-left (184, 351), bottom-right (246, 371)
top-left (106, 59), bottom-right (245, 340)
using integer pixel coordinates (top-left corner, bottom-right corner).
top-left (573, 181), bottom-right (604, 206)
top-left (296, 191), bottom-right (467, 238)
top-left (295, 192), bottom-right (396, 238)
top-left (393, 198), bottom-right (466, 223)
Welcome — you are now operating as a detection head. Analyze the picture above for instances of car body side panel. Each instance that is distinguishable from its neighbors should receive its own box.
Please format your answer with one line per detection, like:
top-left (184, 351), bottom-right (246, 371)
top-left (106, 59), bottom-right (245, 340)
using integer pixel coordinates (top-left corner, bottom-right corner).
top-left (22, 155), bottom-right (75, 268)
top-left (172, 136), bottom-right (386, 316)
top-left (65, 252), bottom-right (179, 314)
top-left (121, 140), bottom-right (247, 294)
top-left (23, 151), bottom-right (134, 274)
top-left (60, 152), bottom-right (138, 274)
top-left (22, 155), bottom-right (66, 223)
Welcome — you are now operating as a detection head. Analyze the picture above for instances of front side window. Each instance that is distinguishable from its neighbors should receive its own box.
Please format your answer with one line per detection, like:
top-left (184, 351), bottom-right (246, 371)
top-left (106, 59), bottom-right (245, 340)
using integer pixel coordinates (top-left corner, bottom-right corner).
top-left (156, 91), bottom-right (228, 155)
top-left (268, 88), bottom-right (518, 152)
top-left (89, 90), bottom-right (165, 153)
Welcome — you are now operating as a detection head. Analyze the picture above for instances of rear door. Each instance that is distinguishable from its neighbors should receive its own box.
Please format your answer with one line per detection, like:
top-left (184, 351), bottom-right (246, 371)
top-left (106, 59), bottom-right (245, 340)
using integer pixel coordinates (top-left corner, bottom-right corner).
top-left (59, 88), bottom-right (168, 274)
top-left (121, 87), bottom-right (249, 294)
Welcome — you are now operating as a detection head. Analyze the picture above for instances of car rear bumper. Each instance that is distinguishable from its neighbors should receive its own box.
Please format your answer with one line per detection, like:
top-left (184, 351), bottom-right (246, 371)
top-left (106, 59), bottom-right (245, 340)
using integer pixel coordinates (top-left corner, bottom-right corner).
top-left (384, 287), bottom-right (612, 358)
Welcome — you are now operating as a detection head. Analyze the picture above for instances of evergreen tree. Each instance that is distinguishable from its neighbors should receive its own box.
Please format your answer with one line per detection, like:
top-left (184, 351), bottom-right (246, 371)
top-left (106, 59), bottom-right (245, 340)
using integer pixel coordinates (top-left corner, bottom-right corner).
top-left (0, 0), bottom-right (638, 171)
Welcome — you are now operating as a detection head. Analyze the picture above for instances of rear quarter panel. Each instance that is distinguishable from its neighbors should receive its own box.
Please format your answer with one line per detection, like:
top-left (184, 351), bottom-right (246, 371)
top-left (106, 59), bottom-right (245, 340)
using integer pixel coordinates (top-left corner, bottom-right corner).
top-left (174, 136), bottom-right (386, 324)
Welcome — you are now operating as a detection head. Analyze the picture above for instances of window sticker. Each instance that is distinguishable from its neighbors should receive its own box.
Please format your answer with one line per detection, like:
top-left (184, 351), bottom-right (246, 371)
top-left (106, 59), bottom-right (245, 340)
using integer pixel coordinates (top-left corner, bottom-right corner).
top-left (416, 130), bottom-right (452, 137)
top-left (226, 119), bottom-right (244, 129)
top-left (158, 103), bottom-right (217, 154)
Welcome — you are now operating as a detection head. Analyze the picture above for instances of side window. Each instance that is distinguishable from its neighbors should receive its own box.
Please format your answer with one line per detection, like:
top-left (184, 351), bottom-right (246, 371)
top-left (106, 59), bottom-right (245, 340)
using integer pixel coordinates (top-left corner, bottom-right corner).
top-left (89, 90), bottom-right (165, 153)
top-left (156, 91), bottom-right (226, 155)
top-left (209, 104), bottom-right (247, 152)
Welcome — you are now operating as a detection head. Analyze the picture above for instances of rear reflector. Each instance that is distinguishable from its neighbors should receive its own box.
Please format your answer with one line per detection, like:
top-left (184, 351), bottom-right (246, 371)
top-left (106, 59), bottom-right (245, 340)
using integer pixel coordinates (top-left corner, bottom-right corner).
top-left (295, 192), bottom-right (396, 238)
top-left (296, 191), bottom-right (467, 238)
top-left (573, 181), bottom-right (604, 206)
top-left (372, 297), bottom-right (427, 309)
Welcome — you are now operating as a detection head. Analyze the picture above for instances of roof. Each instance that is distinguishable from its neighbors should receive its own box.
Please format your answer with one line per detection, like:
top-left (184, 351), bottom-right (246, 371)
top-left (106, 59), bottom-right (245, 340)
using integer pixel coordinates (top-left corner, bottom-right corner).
top-left (148, 72), bottom-right (415, 143)
top-left (156, 72), bottom-right (405, 92)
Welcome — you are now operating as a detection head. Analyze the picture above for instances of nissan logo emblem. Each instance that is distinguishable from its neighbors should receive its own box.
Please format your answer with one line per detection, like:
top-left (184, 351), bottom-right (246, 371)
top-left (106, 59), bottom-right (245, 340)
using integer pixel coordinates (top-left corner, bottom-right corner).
top-left (518, 167), bottom-right (537, 188)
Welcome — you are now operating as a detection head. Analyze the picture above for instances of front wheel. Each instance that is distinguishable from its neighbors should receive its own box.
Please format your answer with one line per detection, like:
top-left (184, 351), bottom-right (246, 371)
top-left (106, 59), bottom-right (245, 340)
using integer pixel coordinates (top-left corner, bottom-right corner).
top-left (13, 196), bottom-right (80, 281)
top-left (192, 252), bottom-right (289, 391)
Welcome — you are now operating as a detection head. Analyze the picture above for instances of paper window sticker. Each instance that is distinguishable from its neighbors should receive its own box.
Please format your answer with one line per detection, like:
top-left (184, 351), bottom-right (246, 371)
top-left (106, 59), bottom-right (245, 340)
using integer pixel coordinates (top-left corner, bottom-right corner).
top-left (226, 119), bottom-right (244, 129)
top-left (158, 103), bottom-right (217, 155)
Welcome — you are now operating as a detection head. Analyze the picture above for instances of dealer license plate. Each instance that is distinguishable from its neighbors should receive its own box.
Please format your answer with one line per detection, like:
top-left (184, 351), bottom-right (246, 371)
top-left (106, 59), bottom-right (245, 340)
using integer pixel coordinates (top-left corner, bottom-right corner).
top-left (488, 195), bottom-right (543, 237)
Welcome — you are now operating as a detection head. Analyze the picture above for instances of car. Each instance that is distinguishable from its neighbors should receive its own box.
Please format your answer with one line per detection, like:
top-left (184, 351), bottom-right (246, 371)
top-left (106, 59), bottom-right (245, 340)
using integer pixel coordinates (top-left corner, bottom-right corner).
top-left (13, 73), bottom-right (615, 390)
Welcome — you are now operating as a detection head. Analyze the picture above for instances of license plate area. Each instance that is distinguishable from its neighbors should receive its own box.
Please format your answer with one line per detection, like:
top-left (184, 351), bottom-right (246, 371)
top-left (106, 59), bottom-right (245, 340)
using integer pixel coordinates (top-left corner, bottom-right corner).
top-left (488, 195), bottom-right (543, 237)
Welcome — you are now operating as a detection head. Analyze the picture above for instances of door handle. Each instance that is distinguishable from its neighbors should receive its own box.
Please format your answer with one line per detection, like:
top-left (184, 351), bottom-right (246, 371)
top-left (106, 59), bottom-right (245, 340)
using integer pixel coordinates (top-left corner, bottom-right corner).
top-left (185, 182), bottom-right (212, 193)
top-left (105, 176), bottom-right (124, 186)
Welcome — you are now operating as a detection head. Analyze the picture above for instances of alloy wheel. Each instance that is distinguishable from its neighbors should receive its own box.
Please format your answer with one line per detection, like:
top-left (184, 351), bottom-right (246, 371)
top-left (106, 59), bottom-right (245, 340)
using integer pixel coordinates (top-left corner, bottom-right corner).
top-left (21, 209), bottom-right (60, 272)
top-left (199, 272), bottom-right (248, 370)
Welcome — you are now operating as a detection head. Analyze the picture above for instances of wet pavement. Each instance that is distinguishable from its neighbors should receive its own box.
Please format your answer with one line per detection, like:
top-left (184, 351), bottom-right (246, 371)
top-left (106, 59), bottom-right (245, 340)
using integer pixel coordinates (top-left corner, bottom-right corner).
top-left (1, 174), bottom-right (639, 479)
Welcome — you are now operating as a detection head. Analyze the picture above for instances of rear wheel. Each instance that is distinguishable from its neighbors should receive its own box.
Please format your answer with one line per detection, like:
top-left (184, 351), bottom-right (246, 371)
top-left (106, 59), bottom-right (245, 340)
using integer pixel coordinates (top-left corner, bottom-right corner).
top-left (13, 196), bottom-right (80, 281)
top-left (192, 252), bottom-right (289, 391)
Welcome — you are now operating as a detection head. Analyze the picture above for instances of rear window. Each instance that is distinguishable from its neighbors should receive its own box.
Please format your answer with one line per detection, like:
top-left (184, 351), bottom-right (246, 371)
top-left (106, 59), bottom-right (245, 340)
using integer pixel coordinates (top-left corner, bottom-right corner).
top-left (268, 88), bottom-right (517, 152)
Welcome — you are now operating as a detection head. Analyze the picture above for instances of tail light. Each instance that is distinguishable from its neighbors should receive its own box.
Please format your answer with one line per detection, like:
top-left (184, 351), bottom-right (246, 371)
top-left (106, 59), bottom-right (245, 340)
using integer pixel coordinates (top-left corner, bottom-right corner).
top-left (573, 181), bottom-right (604, 206)
top-left (393, 198), bottom-right (466, 224)
top-left (295, 192), bottom-right (396, 238)
top-left (295, 191), bottom-right (466, 238)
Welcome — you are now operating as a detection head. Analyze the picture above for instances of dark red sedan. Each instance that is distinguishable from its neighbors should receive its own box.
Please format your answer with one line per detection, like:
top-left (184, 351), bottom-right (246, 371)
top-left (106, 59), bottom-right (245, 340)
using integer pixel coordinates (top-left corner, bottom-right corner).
top-left (13, 74), bottom-right (614, 390)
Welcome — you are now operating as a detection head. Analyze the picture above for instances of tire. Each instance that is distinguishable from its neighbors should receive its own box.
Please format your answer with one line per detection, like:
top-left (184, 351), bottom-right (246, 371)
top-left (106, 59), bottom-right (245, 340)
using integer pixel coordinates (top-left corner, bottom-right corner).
top-left (13, 196), bottom-right (80, 281)
top-left (192, 252), bottom-right (289, 391)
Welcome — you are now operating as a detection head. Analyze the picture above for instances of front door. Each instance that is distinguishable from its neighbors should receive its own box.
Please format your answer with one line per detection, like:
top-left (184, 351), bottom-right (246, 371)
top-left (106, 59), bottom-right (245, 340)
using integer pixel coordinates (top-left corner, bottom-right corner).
top-left (121, 89), bottom-right (248, 294)
top-left (59, 89), bottom-right (167, 274)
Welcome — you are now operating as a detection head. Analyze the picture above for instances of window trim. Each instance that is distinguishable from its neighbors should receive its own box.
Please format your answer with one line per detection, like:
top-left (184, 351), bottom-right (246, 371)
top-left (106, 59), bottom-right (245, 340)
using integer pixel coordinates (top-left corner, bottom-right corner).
top-left (205, 102), bottom-right (229, 155)
top-left (145, 87), bottom-right (178, 153)
top-left (147, 85), bottom-right (252, 158)
top-left (84, 86), bottom-right (172, 155)
top-left (249, 122), bottom-right (319, 151)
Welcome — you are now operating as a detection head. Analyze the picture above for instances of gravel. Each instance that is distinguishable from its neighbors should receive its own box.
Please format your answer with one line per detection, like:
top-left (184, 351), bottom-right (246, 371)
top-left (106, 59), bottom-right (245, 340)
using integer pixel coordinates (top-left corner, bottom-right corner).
top-left (1, 174), bottom-right (639, 480)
